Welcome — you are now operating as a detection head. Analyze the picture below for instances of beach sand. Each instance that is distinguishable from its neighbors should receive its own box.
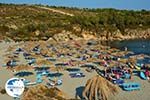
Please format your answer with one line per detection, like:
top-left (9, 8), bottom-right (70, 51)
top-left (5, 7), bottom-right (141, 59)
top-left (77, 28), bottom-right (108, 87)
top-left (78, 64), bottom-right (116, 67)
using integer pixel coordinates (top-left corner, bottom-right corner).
top-left (58, 68), bottom-right (97, 99)
top-left (112, 76), bottom-right (150, 100)
top-left (0, 41), bottom-right (150, 100)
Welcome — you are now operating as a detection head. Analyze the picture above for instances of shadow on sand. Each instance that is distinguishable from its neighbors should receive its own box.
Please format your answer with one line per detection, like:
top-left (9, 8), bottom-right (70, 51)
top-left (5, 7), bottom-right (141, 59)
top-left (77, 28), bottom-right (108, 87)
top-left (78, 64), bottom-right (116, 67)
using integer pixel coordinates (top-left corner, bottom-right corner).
top-left (75, 86), bottom-right (85, 99)
top-left (14, 71), bottom-right (34, 77)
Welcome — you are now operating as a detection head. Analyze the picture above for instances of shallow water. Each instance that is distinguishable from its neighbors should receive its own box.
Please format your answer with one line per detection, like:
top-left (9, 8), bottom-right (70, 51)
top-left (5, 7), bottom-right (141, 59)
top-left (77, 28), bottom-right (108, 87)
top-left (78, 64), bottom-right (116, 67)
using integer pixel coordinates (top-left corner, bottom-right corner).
top-left (109, 39), bottom-right (150, 64)
top-left (110, 39), bottom-right (150, 55)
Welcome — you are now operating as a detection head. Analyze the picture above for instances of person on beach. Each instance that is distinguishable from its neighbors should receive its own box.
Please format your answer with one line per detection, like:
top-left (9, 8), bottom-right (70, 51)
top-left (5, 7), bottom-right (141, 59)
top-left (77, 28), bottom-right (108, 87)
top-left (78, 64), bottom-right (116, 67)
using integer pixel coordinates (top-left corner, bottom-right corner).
top-left (115, 73), bottom-right (120, 79)
top-left (125, 47), bottom-right (128, 51)
top-left (128, 68), bottom-right (133, 79)
top-left (145, 69), bottom-right (150, 80)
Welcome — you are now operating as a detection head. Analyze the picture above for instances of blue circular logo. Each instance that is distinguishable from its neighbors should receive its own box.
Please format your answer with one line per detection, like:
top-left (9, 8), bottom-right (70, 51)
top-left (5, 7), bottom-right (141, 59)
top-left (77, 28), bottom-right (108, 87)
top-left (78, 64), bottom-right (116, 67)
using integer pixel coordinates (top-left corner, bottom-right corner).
top-left (5, 78), bottom-right (25, 97)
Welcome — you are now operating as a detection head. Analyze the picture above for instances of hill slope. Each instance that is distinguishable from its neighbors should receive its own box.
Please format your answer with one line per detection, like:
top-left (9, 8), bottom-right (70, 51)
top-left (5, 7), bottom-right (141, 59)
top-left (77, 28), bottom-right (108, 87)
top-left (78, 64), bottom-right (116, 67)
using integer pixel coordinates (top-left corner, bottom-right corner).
top-left (0, 3), bottom-right (150, 41)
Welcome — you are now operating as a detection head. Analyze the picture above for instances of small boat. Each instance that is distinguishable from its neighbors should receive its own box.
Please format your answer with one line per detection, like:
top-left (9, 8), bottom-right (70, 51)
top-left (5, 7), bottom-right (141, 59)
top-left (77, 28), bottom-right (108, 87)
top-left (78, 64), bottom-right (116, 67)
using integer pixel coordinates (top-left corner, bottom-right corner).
top-left (140, 71), bottom-right (147, 80)
top-left (122, 82), bottom-right (140, 91)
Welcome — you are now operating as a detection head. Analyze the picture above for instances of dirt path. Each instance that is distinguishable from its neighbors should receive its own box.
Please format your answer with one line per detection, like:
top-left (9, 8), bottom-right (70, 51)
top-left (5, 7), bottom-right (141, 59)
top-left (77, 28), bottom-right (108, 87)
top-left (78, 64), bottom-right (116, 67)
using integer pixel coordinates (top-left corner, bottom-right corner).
top-left (38, 6), bottom-right (74, 16)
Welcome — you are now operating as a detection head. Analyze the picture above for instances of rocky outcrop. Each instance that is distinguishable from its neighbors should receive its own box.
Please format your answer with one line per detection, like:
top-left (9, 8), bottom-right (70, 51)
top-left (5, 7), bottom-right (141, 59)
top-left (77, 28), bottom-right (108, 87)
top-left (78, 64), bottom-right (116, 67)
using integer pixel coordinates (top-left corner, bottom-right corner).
top-left (47, 28), bottom-right (150, 42)
top-left (124, 28), bottom-right (150, 39)
top-left (53, 30), bottom-right (81, 41)
top-left (97, 28), bottom-right (150, 41)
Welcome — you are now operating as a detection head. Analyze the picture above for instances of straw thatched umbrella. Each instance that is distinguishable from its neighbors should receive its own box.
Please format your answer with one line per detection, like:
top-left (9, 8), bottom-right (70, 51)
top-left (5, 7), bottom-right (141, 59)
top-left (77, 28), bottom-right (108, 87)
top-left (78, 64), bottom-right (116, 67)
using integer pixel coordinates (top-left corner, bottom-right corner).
top-left (128, 57), bottom-right (137, 64)
top-left (118, 58), bottom-right (128, 64)
top-left (0, 87), bottom-right (6, 94)
top-left (47, 52), bottom-right (57, 58)
top-left (82, 75), bottom-right (118, 100)
top-left (49, 66), bottom-right (60, 72)
top-left (36, 59), bottom-right (53, 67)
top-left (86, 58), bottom-right (98, 63)
top-left (22, 85), bottom-right (67, 100)
top-left (22, 42), bottom-right (36, 52)
top-left (108, 61), bottom-right (118, 68)
top-left (111, 51), bottom-right (126, 57)
top-left (30, 53), bottom-right (42, 58)
top-left (14, 65), bottom-right (33, 72)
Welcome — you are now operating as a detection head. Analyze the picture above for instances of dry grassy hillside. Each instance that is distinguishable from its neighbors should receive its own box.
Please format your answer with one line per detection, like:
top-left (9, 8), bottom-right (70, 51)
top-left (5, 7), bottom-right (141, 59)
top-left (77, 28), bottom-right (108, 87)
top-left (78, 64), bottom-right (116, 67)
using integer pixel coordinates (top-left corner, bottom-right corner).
top-left (0, 4), bottom-right (150, 41)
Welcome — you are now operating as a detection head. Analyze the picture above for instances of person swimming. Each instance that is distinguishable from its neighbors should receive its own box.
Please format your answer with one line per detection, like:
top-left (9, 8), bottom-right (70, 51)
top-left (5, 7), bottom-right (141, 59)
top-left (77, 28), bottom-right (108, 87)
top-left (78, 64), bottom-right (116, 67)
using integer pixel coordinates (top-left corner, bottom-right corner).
top-left (124, 47), bottom-right (128, 51)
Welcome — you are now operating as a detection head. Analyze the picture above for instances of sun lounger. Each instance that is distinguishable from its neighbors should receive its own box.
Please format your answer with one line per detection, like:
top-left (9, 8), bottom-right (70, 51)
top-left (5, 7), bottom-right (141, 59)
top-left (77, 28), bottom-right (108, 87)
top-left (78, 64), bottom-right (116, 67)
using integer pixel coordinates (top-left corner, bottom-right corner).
top-left (69, 73), bottom-right (85, 78)
top-left (113, 79), bottom-right (124, 85)
top-left (47, 82), bottom-right (55, 86)
top-left (140, 71), bottom-right (147, 80)
top-left (121, 82), bottom-right (140, 91)
top-left (56, 79), bottom-right (62, 85)
top-left (25, 82), bottom-right (37, 85)
top-left (122, 73), bottom-right (131, 79)
top-left (36, 79), bottom-right (43, 83)
top-left (2, 64), bottom-right (6, 67)
top-left (135, 65), bottom-right (141, 70)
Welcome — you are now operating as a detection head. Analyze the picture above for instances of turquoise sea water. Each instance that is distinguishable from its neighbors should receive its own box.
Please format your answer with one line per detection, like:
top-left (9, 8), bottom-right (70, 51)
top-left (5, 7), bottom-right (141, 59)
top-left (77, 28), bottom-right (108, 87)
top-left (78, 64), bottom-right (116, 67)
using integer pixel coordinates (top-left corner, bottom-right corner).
top-left (109, 39), bottom-right (150, 64)
top-left (110, 39), bottom-right (150, 55)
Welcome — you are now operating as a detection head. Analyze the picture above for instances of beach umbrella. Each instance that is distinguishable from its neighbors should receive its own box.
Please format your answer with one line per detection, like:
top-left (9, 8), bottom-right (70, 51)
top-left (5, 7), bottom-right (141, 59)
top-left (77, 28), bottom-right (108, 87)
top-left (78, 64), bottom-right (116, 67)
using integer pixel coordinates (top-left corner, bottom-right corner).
top-left (128, 58), bottom-right (137, 64)
top-left (14, 65), bottom-right (33, 72)
top-left (86, 58), bottom-right (98, 63)
top-left (118, 58), bottom-right (128, 64)
top-left (49, 66), bottom-right (60, 72)
top-left (22, 85), bottom-right (66, 100)
top-left (111, 51), bottom-right (126, 57)
top-left (107, 61), bottom-right (118, 67)
top-left (6, 46), bottom-right (16, 52)
top-left (39, 44), bottom-right (50, 56)
top-left (46, 52), bottom-right (55, 57)
top-left (82, 75), bottom-right (118, 100)
top-left (22, 42), bottom-right (36, 52)
top-left (36, 58), bottom-right (53, 66)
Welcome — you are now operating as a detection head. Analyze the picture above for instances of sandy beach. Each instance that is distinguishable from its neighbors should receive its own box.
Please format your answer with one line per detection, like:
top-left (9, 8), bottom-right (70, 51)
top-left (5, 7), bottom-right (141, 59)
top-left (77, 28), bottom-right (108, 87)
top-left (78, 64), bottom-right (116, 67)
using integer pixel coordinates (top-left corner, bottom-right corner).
top-left (0, 40), bottom-right (150, 100)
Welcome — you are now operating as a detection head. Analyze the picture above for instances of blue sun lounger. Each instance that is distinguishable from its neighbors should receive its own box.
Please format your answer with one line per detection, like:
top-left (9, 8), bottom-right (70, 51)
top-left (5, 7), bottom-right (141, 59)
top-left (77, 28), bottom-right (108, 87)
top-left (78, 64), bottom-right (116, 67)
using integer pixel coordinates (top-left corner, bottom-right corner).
top-left (113, 79), bottom-right (124, 85)
top-left (36, 74), bottom-right (43, 83)
top-left (140, 71), bottom-right (147, 80)
top-left (122, 73), bottom-right (131, 79)
top-left (36, 79), bottom-right (43, 83)
top-left (122, 82), bottom-right (140, 91)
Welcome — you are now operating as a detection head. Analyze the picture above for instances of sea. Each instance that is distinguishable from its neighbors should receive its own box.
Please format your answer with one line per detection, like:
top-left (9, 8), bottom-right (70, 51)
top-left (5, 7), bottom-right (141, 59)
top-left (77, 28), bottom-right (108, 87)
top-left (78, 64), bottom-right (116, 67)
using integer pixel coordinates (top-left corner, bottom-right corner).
top-left (109, 39), bottom-right (150, 64)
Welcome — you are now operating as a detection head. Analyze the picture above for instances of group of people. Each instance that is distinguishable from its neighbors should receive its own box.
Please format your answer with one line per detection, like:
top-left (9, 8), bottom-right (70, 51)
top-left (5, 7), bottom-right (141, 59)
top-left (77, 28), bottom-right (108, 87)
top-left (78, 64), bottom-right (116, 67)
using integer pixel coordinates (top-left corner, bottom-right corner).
top-left (103, 65), bottom-right (133, 82)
